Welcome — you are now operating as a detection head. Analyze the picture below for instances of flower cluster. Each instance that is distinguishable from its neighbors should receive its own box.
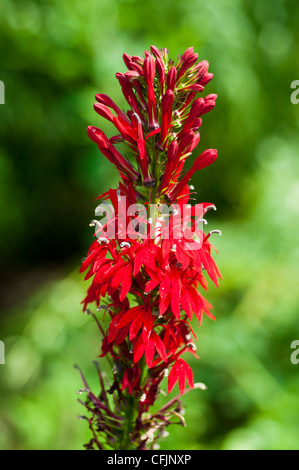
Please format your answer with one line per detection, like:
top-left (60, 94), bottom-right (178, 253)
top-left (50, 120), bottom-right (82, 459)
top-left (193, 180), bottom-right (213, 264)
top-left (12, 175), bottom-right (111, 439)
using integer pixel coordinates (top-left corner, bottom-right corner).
top-left (78, 46), bottom-right (221, 450)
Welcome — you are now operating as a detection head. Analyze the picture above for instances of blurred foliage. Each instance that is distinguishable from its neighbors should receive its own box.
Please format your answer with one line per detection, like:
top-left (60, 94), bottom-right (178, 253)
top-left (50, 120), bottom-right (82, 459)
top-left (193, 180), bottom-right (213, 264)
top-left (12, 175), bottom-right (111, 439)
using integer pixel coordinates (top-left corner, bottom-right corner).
top-left (1, 0), bottom-right (299, 450)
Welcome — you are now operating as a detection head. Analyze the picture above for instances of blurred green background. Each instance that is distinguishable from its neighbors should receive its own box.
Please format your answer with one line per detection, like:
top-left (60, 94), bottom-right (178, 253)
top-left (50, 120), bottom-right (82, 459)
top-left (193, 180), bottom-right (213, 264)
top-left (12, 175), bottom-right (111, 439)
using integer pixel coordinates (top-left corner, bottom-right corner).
top-left (1, 0), bottom-right (299, 450)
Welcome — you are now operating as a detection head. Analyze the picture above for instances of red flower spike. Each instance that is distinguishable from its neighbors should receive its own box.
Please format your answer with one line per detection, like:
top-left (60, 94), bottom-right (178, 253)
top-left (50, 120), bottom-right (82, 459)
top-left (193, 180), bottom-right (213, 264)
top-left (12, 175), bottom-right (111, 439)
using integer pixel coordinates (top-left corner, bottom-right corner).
top-left (80, 46), bottom-right (222, 450)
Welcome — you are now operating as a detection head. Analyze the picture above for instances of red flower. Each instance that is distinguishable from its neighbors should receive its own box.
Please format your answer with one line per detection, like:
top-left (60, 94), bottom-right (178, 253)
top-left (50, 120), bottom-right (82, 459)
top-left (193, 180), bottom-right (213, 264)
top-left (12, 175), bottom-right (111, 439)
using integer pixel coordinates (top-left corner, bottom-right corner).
top-left (168, 358), bottom-right (194, 394)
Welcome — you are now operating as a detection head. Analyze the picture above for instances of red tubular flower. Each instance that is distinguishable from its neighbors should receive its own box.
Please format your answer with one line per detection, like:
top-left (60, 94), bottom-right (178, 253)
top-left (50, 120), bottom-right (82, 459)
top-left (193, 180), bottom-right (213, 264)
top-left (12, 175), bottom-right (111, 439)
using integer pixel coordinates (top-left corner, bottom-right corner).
top-left (177, 47), bottom-right (198, 79)
top-left (95, 93), bottom-right (131, 124)
top-left (143, 55), bottom-right (158, 130)
top-left (79, 46), bottom-right (222, 451)
top-left (167, 66), bottom-right (177, 91)
top-left (160, 90), bottom-right (174, 146)
top-left (169, 149), bottom-right (218, 201)
top-left (115, 73), bottom-right (143, 120)
top-left (87, 126), bottom-right (139, 180)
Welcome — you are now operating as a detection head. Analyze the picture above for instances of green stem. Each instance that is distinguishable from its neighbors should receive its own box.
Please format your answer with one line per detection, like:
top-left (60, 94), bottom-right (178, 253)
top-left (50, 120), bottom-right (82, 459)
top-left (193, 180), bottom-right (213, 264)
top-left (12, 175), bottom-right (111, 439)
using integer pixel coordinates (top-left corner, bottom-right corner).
top-left (120, 394), bottom-right (138, 450)
top-left (119, 359), bottom-right (146, 450)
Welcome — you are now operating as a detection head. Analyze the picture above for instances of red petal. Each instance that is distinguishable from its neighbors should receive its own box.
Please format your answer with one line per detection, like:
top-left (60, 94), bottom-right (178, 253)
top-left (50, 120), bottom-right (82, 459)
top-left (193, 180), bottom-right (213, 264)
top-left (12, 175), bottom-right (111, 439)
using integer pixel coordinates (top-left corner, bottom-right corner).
top-left (168, 362), bottom-right (178, 393)
top-left (145, 278), bottom-right (160, 293)
top-left (134, 249), bottom-right (144, 276)
top-left (162, 239), bottom-right (172, 260)
top-left (116, 306), bottom-right (142, 329)
top-left (114, 325), bottom-right (130, 345)
top-left (145, 337), bottom-right (155, 367)
top-left (119, 265), bottom-right (132, 301)
top-left (170, 269), bottom-right (181, 319)
top-left (79, 249), bottom-right (98, 273)
top-left (159, 291), bottom-right (171, 316)
top-left (152, 332), bottom-right (167, 362)
top-left (159, 274), bottom-right (171, 300)
top-left (142, 309), bottom-right (154, 342)
top-left (178, 365), bottom-right (187, 394)
top-left (182, 359), bottom-right (194, 389)
top-left (176, 244), bottom-right (190, 270)
top-left (129, 312), bottom-right (144, 341)
top-left (133, 335), bottom-right (145, 363)
top-left (180, 287), bottom-right (193, 320)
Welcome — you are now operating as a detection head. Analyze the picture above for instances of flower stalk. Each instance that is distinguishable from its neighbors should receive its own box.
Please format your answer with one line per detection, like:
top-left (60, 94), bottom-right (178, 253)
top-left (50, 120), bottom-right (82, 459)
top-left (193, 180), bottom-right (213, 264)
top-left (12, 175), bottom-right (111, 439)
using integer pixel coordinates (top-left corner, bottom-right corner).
top-left (78, 46), bottom-right (221, 450)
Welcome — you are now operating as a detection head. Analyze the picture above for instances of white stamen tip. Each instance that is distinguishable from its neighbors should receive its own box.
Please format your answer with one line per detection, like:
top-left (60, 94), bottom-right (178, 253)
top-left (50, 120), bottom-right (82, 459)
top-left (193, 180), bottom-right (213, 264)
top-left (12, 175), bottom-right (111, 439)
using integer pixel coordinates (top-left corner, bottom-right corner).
top-left (120, 241), bottom-right (131, 248)
top-left (171, 244), bottom-right (177, 252)
top-left (89, 219), bottom-right (102, 227)
top-left (204, 204), bottom-right (217, 213)
top-left (97, 237), bottom-right (109, 244)
top-left (90, 220), bottom-right (102, 230)
top-left (187, 342), bottom-right (197, 352)
top-left (97, 305), bottom-right (110, 311)
top-left (194, 382), bottom-right (207, 390)
top-left (198, 218), bottom-right (208, 225)
top-left (209, 230), bottom-right (222, 237)
top-left (140, 393), bottom-right (147, 402)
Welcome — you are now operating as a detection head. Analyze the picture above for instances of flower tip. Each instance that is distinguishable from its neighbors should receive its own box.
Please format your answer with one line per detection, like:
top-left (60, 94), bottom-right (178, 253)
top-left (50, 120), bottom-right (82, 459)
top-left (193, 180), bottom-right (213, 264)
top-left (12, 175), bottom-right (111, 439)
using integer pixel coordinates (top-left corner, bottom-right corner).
top-left (206, 149), bottom-right (218, 164)
top-left (95, 93), bottom-right (102, 102)
top-left (87, 126), bottom-right (99, 139)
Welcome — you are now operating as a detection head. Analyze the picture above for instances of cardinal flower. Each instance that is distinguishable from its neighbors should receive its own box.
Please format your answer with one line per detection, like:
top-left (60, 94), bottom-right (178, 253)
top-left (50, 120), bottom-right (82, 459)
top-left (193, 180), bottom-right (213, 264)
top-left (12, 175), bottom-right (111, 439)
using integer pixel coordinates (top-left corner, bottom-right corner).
top-left (78, 46), bottom-right (222, 451)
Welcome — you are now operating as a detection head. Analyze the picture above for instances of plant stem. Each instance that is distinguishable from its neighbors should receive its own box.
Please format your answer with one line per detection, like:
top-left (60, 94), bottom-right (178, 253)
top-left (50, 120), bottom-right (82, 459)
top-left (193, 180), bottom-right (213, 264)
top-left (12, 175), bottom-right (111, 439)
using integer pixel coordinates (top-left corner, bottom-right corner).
top-left (120, 394), bottom-right (138, 450)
